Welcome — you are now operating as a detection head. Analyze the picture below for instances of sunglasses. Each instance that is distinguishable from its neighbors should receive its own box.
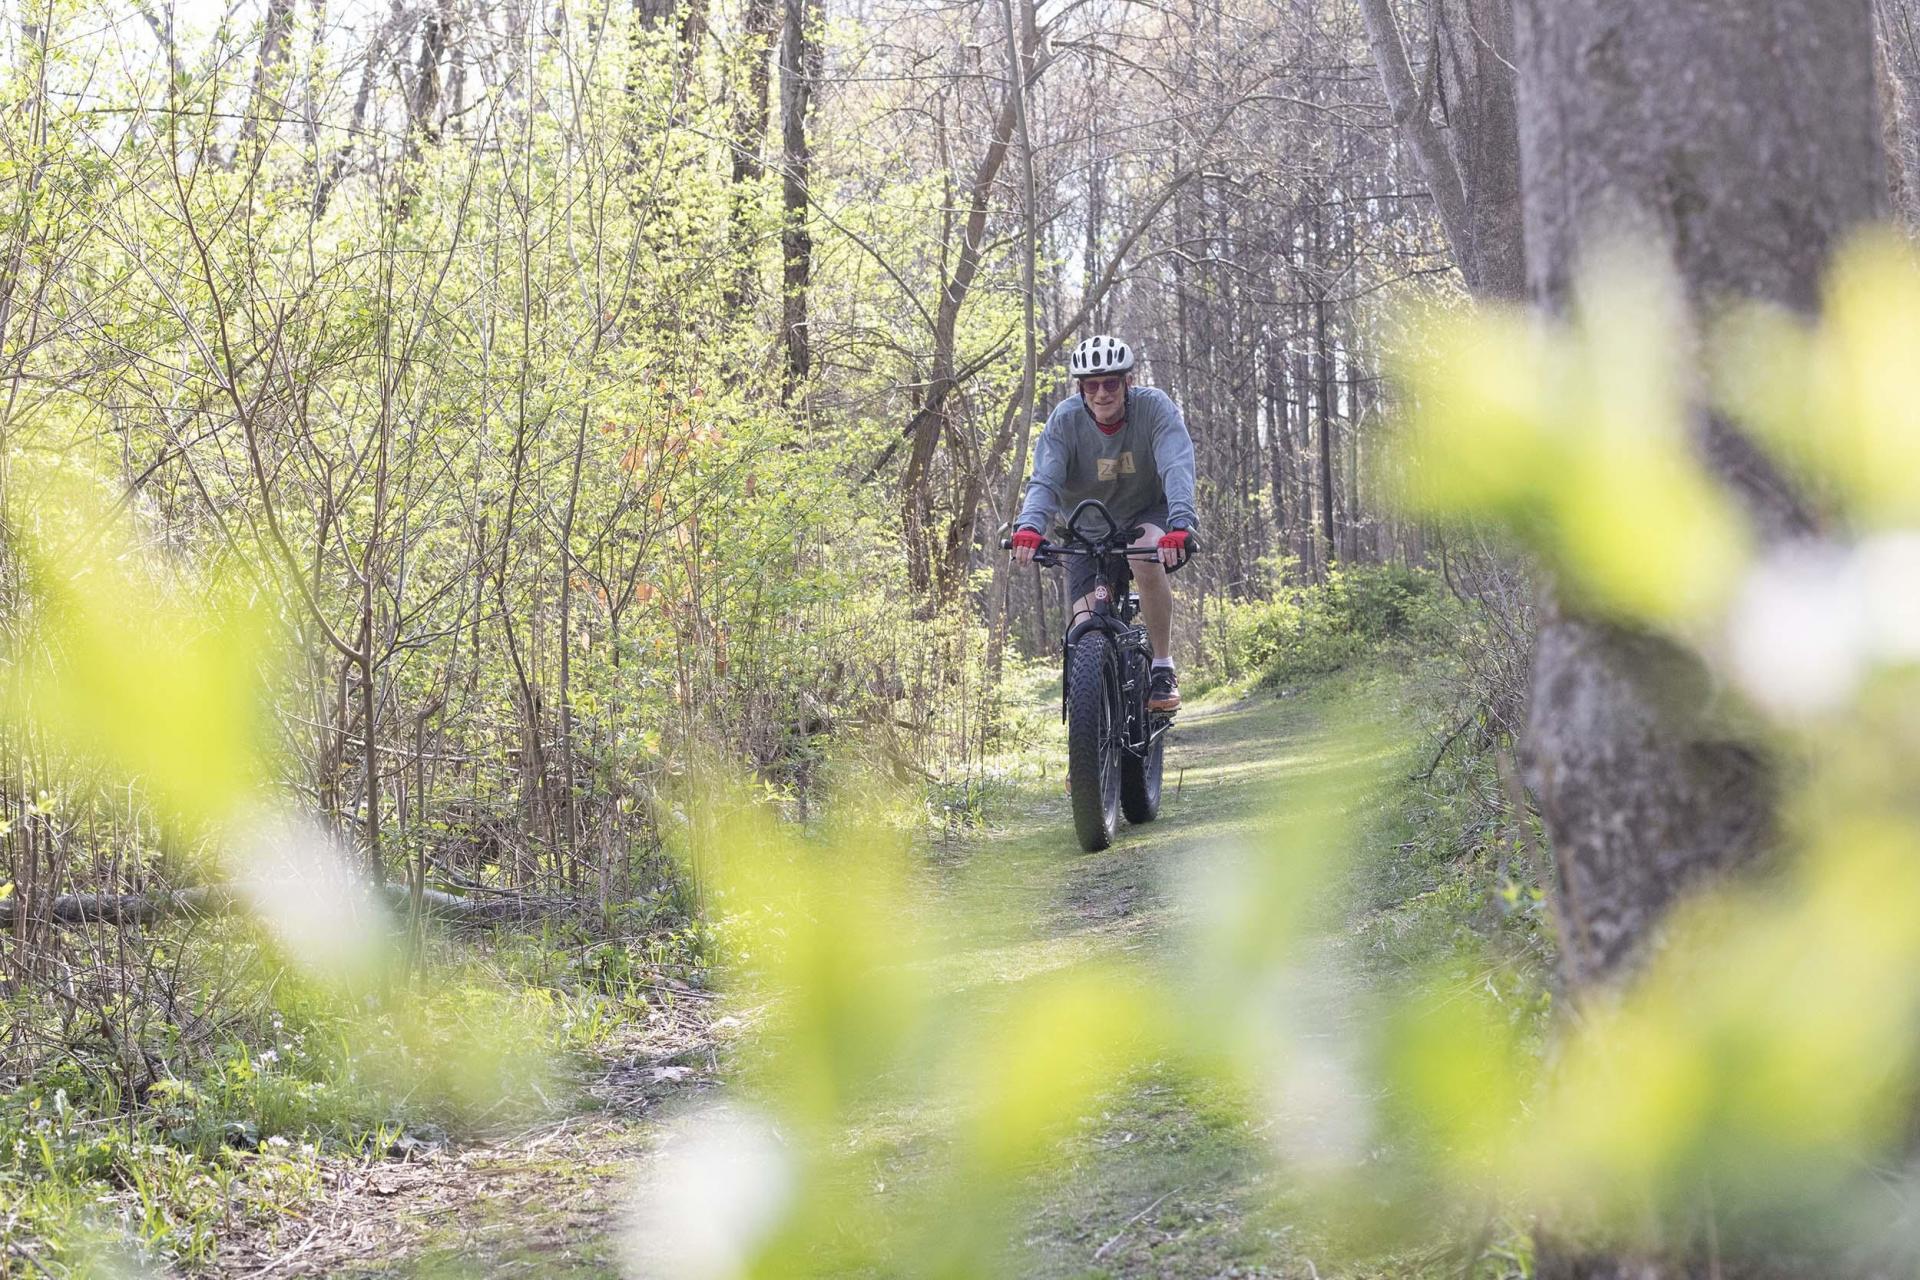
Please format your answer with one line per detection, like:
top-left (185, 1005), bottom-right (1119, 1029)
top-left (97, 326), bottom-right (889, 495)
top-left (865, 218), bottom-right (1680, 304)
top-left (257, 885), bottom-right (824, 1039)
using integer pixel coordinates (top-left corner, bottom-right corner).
top-left (1079, 375), bottom-right (1126, 395)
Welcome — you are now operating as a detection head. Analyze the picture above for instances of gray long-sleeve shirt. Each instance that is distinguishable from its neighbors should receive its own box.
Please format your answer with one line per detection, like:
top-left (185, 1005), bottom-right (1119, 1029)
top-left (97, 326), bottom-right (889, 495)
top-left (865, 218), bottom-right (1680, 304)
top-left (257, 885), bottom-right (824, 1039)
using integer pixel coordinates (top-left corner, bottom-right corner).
top-left (1015, 386), bottom-right (1199, 535)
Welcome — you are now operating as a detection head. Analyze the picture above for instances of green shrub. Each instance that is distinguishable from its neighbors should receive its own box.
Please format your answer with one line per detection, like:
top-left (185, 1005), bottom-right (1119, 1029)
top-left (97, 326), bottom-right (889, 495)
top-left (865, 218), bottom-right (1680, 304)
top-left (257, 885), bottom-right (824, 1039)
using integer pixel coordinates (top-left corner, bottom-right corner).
top-left (1204, 565), bottom-right (1455, 687)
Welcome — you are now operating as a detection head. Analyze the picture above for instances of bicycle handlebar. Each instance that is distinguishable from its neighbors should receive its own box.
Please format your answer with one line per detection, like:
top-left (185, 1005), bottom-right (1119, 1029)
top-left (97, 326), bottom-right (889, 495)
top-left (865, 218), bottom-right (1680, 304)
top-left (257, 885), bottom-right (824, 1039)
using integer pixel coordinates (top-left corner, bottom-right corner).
top-left (999, 536), bottom-right (1195, 572)
top-left (999, 539), bottom-right (1165, 556)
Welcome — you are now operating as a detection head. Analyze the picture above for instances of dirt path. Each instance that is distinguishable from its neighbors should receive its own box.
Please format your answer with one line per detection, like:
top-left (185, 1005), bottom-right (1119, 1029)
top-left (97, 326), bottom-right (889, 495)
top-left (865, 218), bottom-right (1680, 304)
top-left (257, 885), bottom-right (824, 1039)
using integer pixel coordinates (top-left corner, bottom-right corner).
top-left (232, 686), bottom-right (1416, 1279)
top-left (210, 988), bottom-right (723, 1279)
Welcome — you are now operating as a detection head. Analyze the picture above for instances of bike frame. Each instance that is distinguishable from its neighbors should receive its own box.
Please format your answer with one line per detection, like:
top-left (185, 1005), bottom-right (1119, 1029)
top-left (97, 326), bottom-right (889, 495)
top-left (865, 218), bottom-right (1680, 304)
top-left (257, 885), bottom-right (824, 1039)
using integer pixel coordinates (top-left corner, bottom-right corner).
top-left (1023, 500), bottom-right (1179, 764)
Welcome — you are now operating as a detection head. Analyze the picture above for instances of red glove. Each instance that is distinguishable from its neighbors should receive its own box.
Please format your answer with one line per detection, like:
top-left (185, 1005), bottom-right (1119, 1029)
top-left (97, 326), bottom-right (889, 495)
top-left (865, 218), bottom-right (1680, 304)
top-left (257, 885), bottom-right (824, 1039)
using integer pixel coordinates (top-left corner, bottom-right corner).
top-left (1158, 529), bottom-right (1192, 566)
top-left (1011, 528), bottom-right (1045, 552)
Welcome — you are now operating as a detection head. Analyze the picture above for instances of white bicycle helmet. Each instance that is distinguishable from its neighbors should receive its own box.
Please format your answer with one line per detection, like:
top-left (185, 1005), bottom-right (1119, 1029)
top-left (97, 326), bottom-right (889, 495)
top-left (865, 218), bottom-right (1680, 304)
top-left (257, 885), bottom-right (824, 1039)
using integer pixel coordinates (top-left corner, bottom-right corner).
top-left (1069, 334), bottom-right (1135, 378)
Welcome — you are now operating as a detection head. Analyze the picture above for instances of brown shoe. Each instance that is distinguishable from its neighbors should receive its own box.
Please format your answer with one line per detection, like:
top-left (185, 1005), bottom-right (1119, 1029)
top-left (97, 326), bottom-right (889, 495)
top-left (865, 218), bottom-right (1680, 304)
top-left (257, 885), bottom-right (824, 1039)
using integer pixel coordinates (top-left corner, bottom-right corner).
top-left (1147, 667), bottom-right (1180, 713)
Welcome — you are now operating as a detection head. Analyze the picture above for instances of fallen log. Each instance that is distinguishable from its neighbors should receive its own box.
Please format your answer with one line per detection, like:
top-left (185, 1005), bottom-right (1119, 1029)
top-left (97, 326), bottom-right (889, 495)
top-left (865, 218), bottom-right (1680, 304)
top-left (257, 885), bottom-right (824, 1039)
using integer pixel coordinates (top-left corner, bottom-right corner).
top-left (0, 883), bottom-right (567, 928)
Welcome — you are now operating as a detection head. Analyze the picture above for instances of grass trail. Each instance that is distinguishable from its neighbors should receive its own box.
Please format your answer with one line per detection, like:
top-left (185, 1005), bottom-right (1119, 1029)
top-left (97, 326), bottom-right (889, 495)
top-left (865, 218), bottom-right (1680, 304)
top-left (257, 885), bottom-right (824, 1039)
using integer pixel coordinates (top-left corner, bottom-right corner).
top-left (244, 678), bottom-right (1462, 1279)
top-left (950, 683), bottom-right (1433, 1280)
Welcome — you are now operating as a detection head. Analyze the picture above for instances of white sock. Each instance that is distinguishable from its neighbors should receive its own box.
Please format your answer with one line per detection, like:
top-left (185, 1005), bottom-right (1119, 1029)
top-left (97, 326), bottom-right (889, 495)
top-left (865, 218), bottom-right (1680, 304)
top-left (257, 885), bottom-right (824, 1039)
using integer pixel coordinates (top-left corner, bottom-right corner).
top-left (1152, 658), bottom-right (1174, 671)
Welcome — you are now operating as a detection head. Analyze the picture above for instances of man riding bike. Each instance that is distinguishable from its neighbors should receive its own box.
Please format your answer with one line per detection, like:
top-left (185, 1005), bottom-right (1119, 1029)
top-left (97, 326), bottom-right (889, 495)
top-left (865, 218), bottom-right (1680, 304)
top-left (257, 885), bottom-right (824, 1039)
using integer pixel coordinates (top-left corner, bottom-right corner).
top-left (1010, 335), bottom-right (1200, 713)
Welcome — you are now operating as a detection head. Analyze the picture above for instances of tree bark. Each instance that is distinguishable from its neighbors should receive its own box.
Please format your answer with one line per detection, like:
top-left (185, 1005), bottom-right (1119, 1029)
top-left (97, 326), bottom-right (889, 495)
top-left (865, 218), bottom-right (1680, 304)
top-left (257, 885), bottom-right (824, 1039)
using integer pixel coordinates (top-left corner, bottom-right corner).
top-left (986, 0), bottom-right (1039, 681)
top-left (723, 0), bottom-right (779, 316)
top-left (1264, 306), bottom-right (1291, 553)
top-left (1435, 0), bottom-right (1525, 298)
top-left (1516, 0), bottom-right (1884, 1263)
top-left (1314, 284), bottom-right (1335, 571)
top-left (1517, 0), bottom-right (1883, 984)
top-left (778, 0), bottom-right (820, 403)
top-left (1875, 0), bottom-right (1920, 224)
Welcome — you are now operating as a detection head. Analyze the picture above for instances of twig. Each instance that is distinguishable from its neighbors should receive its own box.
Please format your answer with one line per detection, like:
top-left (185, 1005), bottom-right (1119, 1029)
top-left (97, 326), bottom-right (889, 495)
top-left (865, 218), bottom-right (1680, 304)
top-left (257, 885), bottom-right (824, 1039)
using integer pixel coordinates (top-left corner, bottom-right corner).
top-left (1092, 1185), bottom-right (1181, 1261)
top-left (241, 1220), bottom-right (322, 1276)
top-left (1410, 714), bottom-right (1474, 783)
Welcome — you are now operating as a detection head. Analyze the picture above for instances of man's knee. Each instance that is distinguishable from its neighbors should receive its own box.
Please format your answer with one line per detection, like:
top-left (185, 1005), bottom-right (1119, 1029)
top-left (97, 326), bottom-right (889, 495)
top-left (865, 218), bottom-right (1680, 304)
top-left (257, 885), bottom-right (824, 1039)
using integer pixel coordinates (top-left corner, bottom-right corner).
top-left (1132, 524), bottom-right (1170, 584)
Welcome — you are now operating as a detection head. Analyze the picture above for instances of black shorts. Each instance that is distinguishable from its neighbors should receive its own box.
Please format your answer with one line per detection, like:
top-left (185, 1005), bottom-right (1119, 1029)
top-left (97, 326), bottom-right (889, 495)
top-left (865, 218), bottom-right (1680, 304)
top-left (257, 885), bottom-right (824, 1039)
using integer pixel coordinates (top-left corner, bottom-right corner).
top-left (1065, 500), bottom-right (1169, 602)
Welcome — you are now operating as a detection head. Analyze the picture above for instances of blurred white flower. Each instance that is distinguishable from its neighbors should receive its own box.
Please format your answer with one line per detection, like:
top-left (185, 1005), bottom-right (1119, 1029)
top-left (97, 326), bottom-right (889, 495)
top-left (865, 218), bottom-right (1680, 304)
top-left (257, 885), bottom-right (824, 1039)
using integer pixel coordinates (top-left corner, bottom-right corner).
top-left (1726, 542), bottom-right (1866, 716)
top-left (1858, 531), bottom-right (1920, 660)
top-left (234, 811), bottom-right (392, 983)
top-left (620, 1105), bottom-right (793, 1280)
top-left (1725, 532), bottom-right (1920, 718)
top-left (1268, 1031), bottom-right (1371, 1177)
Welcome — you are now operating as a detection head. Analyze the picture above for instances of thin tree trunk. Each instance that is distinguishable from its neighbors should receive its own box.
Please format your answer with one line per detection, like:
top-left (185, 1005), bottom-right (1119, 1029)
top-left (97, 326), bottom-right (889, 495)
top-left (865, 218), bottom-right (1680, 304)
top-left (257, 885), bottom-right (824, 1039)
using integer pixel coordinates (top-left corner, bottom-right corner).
top-left (987, 0), bottom-right (1038, 684)
top-left (1359, 0), bottom-right (1524, 297)
top-left (557, 406), bottom-right (590, 867)
top-left (778, 0), bottom-right (819, 403)
top-left (1265, 320), bottom-right (1289, 553)
top-left (723, 0), bottom-right (778, 316)
top-left (896, 51), bottom-right (1030, 595)
top-left (1312, 229), bottom-right (1336, 572)
top-left (1356, 0), bottom-right (1478, 282)
top-left (238, 0), bottom-right (296, 154)
top-left (1290, 339), bottom-right (1317, 581)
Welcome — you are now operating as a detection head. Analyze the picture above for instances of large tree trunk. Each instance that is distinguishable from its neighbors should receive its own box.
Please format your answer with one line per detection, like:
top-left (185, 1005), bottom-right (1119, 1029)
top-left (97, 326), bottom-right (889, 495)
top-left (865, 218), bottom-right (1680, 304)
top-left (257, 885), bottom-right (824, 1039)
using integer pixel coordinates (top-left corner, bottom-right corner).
top-left (1876, 0), bottom-right (1920, 224)
top-left (1515, 0), bottom-right (1884, 1268)
top-left (1517, 0), bottom-right (1882, 984)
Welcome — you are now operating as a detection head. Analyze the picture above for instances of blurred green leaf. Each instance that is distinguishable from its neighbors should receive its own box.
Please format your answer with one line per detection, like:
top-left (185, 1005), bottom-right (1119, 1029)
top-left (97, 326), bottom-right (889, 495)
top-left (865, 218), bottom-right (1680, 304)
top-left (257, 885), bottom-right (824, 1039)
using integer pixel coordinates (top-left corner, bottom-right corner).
top-left (1715, 230), bottom-right (1920, 528)
top-left (1394, 249), bottom-right (1749, 624)
top-left (5, 467), bottom-right (276, 833)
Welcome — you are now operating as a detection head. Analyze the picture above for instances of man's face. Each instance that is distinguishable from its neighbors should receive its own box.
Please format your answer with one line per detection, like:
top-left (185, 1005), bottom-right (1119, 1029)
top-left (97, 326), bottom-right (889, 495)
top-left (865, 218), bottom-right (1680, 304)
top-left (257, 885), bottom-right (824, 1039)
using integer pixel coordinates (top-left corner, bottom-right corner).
top-left (1079, 372), bottom-right (1129, 420)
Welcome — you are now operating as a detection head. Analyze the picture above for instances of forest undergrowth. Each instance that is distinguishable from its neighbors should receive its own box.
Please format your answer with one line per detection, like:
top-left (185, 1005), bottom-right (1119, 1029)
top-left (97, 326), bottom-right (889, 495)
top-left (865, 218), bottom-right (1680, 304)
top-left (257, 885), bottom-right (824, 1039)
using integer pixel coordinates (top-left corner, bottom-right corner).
top-left (0, 564), bottom-right (1544, 1278)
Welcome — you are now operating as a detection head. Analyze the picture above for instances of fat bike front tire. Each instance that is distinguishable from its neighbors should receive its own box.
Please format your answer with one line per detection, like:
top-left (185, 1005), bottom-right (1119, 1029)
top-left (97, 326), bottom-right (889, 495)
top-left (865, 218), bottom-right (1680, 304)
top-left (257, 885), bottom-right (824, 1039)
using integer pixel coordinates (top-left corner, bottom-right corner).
top-left (1066, 633), bottom-right (1122, 852)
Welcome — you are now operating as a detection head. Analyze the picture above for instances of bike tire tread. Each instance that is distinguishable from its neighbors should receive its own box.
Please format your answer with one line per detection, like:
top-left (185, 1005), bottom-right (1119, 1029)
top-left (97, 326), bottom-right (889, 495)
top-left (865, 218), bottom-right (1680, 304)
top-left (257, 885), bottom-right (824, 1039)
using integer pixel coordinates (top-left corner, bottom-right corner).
top-left (1066, 634), bottom-right (1119, 852)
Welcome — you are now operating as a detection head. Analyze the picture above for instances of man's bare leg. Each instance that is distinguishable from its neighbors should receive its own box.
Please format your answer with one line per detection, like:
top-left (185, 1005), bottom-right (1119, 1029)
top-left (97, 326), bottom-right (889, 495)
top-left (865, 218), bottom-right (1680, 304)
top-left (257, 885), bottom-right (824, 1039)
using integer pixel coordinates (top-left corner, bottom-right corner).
top-left (1131, 523), bottom-right (1173, 660)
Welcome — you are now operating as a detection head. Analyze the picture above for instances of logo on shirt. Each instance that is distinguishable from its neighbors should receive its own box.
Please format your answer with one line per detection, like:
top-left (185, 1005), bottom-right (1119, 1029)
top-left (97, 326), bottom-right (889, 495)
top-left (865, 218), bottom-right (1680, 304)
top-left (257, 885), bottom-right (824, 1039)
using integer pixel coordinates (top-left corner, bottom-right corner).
top-left (1096, 452), bottom-right (1137, 481)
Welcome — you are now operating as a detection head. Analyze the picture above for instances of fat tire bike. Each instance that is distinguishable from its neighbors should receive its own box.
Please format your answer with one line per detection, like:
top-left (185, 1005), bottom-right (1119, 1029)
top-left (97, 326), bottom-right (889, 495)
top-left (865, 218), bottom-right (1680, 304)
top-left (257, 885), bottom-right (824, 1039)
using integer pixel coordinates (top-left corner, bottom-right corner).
top-left (1006, 499), bottom-right (1193, 852)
